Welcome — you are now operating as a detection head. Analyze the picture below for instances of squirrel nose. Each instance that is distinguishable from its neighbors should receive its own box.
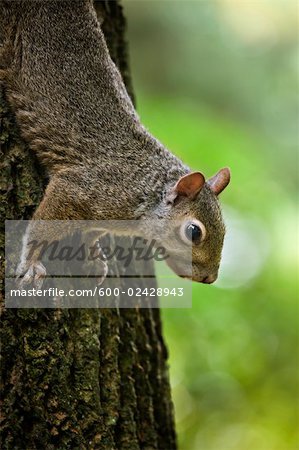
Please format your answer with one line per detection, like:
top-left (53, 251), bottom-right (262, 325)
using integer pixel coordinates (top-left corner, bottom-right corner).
top-left (201, 274), bottom-right (217, 284)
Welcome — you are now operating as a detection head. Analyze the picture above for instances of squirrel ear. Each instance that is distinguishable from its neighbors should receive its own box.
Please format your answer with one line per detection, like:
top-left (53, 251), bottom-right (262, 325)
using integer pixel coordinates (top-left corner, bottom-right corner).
top-left (167, 172), bottom-right (205, 203)
top-left (207, 167), bottom-right (231, 195)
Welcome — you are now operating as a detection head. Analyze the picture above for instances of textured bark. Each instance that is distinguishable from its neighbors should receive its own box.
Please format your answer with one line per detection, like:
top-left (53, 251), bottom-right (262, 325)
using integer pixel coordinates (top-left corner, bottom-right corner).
top-left (0, 2), bottom-right (177, 449)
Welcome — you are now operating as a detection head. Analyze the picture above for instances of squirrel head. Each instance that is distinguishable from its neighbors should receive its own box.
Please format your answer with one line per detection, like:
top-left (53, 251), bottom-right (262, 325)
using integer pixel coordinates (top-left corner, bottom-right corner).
top-left (156, 168), bottom-right (230, 284)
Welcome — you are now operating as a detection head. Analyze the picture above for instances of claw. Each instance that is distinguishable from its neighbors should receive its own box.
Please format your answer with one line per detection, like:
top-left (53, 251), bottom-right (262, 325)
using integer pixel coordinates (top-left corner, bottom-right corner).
top-left (87, 240), bottom-right (108, 285)
top-left (16, 261), bottom-right (47, 289)
top-left (96, 261), bottom-right (108, 286)
top-left (92, 240), bottom-right (107, 261)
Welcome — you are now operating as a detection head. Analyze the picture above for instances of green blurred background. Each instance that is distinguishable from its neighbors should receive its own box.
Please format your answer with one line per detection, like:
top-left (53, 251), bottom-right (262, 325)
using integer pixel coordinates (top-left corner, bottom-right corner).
top-left (123, 1), bottom-right (298, 449)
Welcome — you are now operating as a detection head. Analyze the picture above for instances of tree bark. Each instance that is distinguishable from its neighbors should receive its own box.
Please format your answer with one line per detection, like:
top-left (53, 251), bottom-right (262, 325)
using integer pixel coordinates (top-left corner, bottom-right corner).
top-left (0, 1), bottom-right (177, 449)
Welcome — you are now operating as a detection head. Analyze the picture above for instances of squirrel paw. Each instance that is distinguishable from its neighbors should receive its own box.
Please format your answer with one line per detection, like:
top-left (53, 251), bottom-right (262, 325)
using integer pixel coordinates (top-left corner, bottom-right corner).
top-left (95, 260), bottom-right (108, 286)
top-left (87, 241), bottom-right (108, 286)
top-left (16, 261), bottom-right (47, 290)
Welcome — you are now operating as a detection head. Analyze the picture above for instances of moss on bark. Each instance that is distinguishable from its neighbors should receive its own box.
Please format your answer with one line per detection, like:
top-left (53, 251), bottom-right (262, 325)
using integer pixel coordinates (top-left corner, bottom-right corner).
top-left (0, 2), bottom-right (176, 449)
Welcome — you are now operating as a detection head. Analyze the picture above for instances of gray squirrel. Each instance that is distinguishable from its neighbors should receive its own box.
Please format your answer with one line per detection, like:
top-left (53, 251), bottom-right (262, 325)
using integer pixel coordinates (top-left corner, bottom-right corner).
top-left (1, 0), bottom-right (230, 286)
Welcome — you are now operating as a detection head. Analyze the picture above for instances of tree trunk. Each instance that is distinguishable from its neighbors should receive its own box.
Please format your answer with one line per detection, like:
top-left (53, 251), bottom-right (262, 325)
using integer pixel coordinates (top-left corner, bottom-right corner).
top-left (0, 1), bottom-right (177, 449)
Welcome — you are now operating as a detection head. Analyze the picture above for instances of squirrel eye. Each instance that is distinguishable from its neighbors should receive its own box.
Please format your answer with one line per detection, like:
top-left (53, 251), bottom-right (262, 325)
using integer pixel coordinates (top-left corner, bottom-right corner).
top-left (180, 220), bottom-right (205, 245)
top-left (185, 223), bottom-right (201, 242)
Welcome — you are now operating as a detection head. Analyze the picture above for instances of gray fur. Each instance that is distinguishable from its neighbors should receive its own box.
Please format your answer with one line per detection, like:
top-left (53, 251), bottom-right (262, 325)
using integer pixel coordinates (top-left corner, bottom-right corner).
top-left (1, 0), bottom-right (230, 284)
